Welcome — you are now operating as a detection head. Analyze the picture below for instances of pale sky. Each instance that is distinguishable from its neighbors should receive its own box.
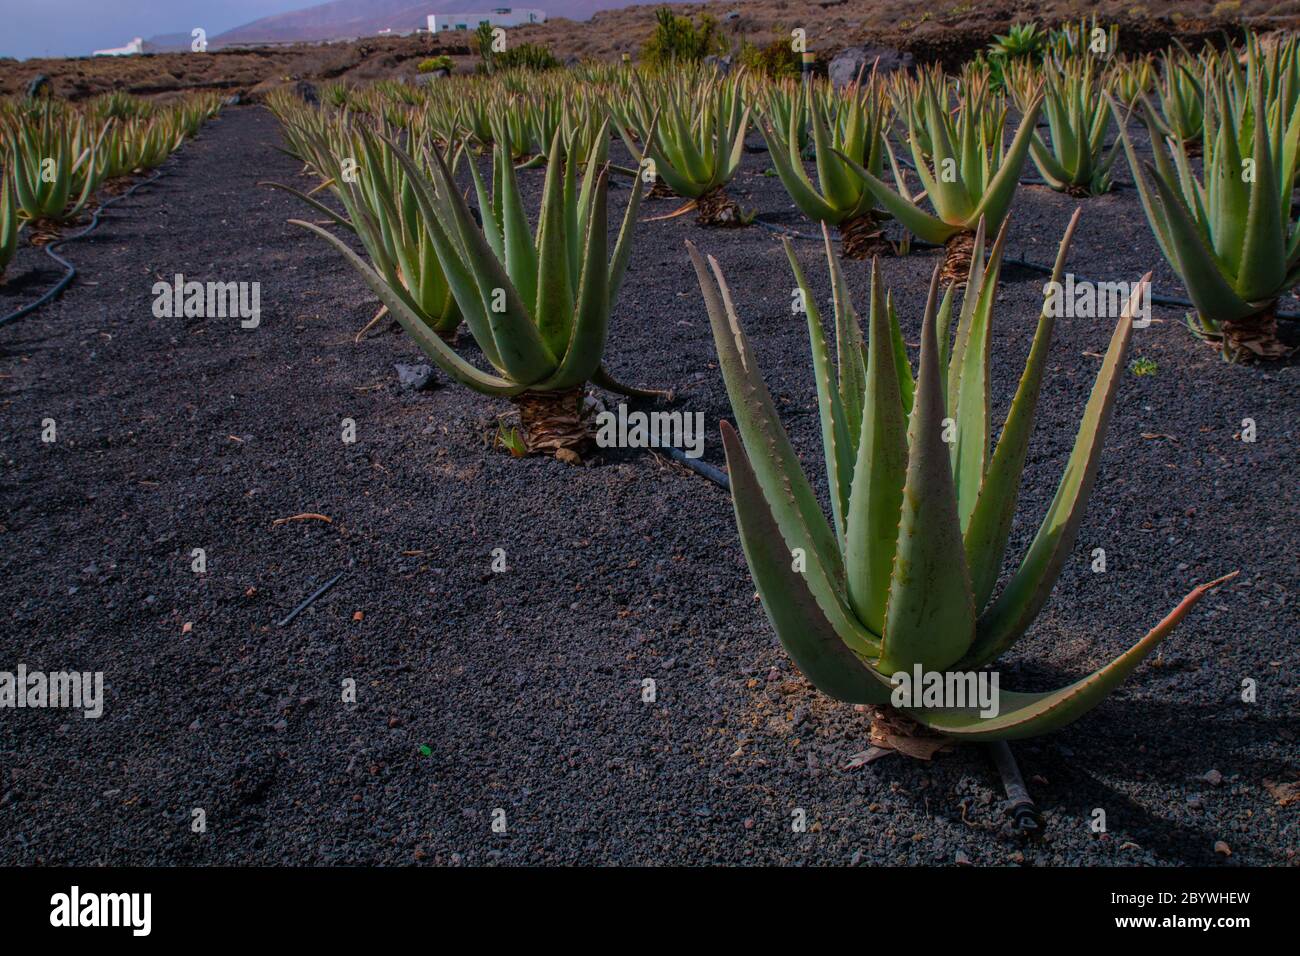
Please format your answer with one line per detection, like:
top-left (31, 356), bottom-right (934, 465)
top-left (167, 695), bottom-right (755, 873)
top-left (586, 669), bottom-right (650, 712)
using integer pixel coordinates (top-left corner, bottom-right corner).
top-left (0, 0), bottom-right (312, 59)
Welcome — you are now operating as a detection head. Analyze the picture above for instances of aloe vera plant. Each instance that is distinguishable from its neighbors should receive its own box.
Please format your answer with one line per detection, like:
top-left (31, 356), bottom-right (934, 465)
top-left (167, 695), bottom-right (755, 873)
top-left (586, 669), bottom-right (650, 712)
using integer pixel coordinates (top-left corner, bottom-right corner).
top-left (757, 78), bottom-right (810, 154)
top-left (1108, 55), bottom-right (1155, 109)
top-left (837, 75), bottom-right (1043, 280)
top-left (615, 73), bottom-right (751, 225)
top-left (1049, 16), bottom-right (1118, 60)
top-left (0, 172), bottom-right (21, 282)
top-left (1114, 77), bottom-right (1300, 361)
top-left (688, 213), bottom-right (1231, 743)
top-left (989, 22), bottom-right (1046, 61)
top-left (285, 123), bottom-right (664, 459)
top-left (266, 121), bottom-right (463, 340)
top-left (760, 77), bottom-right (893, 258)
top-left (8, 106), bottom-right (108, 224)
top-left (1009, 58), bottom-right (1122, 196)
top-left (1151, 50), bottom-right (1206, 151)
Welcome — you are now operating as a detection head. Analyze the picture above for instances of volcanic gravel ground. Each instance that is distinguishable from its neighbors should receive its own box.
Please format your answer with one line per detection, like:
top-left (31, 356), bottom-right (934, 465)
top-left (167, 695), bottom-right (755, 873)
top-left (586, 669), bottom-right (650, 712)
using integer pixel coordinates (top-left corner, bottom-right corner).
top-left (0, 106), bottom-right (1295, 866)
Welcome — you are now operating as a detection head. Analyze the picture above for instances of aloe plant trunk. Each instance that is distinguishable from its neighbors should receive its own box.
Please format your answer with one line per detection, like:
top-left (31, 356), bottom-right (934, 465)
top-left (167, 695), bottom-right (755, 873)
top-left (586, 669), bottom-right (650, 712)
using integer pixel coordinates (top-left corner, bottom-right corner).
top-left (514, 388), bottom-right (587, 456)
top-left (695, 186), bottom-right (745, 226)
top-left (839, 212), bottom-right (892, 259)
top-left (941, 232), bottom-right (978, 284)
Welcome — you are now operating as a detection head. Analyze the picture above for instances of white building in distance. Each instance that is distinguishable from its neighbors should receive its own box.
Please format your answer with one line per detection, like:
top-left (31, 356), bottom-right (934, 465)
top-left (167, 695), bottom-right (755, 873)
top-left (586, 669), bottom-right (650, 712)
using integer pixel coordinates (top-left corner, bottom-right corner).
top-left (93, 37), bottom-right (144, 56)
top-left (427, 8), bottom-right (546, 33)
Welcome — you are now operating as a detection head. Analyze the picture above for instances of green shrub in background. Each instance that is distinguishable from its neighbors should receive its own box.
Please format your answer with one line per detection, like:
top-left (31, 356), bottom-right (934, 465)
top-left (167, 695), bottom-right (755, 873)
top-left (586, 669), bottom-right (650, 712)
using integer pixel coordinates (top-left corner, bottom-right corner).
top-left (739, 37), bottom-right (802, 79)
top-left (475, 21), bottom-right (560, 73)
top-left (984, 21), bottom-right (1046, 90)
top-left (495, 43), bottom-right (561, 71)
top-left (417, 55), bottom-right (453, 74)
top-left (642, 7), bottom-right (727, 66)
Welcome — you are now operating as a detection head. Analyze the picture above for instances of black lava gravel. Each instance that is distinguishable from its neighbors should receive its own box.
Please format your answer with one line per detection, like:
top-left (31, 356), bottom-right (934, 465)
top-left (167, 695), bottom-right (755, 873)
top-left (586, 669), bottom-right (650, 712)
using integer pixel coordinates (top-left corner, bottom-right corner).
top-left (0, 105), bottom-right (1295, 866)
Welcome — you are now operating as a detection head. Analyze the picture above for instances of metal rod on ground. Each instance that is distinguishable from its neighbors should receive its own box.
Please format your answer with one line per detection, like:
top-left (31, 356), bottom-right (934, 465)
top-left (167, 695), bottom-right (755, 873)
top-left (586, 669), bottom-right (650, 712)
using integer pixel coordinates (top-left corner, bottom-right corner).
top-left (277, 570), bottom-right (346, 627)
top-left (988, 740), bottom-right (1044, 838)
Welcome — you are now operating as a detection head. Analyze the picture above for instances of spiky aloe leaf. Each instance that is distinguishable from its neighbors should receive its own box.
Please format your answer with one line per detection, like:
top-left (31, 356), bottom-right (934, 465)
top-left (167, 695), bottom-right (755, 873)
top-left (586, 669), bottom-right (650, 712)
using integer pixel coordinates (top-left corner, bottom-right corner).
top-left (827, 237), bottom-right (868, 439)
top-left (591, 364), bottom-right (668, 399)
top-left (962, 209), bottom-right (1082, 611)
top-left (496, 143), bottom-right (541, 319)
top-left (607, 120), bottom-right (652, 304)
top-left (721, 421), bottom-right (893, 704)
top-left (783, 237), bottom-right (856, 546)
top-left (381, 139), bottom-right (507, 373)
top-left (877, 266), bottom-right (977, 674)
top-left (289, 219), bottom-right (521, 396)
top-left (842, 258), bottom-right (909, 637)
top-left (890, 294), bottom-right (917, 416)
top-left (968, 95), bottom-right (1043, 230)
top-left (1112, 95), bottom-right (1176, 265)
top-left (1235, 84), bottom-right (1287, 302)
top-left (259, 181), bottom-right (355, 232)
top-left (965, 277), bottom-right (1148, 668)
top-left (760, 118), bottom-right (838, 223)
top-left (0, 173), bottom-right (19, 279)
top-left (809, 94), bottom-right (859, 215)
top-left (900, 572), bottom-right (1236, 740)
top-left (689, 241), bottom-right (880, 659)
top-left (833, 148), bottom-right (959, 244)
top-left (1145, 163), bottom-right (1257, 322)
top-left (534, 165), bottom-right (609, 391)
top-left (534, 133), bottom-right (577, 358)
top-left (393, 136), bottom-right (560, 383)
top-left (949, 219), bottom-right (1010, 531)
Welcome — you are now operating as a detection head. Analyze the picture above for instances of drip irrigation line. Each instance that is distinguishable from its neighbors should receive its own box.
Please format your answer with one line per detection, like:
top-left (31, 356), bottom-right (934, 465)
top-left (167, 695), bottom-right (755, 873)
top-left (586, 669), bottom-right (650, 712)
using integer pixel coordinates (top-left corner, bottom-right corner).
top-left (277, 570), bottom-right (346, 627)
top-left (661, 446), bottom-right (730, 489)
top-left (989, 740), bottom-right (1045, 840)
top-left (755, 217), bottom-right (1300, 320)
top-left (0, 167), bottom-right (167, 330)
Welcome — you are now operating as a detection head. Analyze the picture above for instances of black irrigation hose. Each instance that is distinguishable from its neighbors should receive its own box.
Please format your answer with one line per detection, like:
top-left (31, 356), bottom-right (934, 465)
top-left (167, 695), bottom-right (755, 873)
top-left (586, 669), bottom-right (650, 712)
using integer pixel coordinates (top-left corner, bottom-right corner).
top-left (277, 570), bottom-right (346, 627)
top-left (989, 740), bottom-right (1045, 840)
top-left (662, 446), bottom-right (730, 490)
top-left (0, 167), bottom-right (167, 329)
top-left (755, 217), bottom-right (1300, 320)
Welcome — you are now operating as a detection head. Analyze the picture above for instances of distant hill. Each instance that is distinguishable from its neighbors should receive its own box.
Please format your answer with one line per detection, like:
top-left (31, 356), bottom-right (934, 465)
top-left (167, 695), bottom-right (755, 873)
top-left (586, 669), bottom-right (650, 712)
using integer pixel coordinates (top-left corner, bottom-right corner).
top-left (154, 0), bottom-right (660, 49)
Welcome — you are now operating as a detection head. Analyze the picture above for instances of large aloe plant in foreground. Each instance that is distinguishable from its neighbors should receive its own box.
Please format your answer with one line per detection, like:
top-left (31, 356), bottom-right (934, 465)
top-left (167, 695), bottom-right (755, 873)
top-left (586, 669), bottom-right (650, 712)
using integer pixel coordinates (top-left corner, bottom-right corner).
top-left (287, 123), bottom-right (662, 459)
top-left (688, 213), bottom-right (1232, 744)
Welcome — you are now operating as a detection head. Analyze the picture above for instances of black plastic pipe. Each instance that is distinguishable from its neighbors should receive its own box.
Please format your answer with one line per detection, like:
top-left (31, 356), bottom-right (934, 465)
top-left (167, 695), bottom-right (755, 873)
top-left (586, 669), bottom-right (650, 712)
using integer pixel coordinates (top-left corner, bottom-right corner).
top-left (0, 167), bottom-right (167, 329)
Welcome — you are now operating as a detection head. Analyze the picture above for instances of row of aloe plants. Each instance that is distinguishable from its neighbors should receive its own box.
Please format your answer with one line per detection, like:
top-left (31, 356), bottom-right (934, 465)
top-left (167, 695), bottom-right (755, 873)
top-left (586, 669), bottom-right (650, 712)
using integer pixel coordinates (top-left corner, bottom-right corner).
top-left (264, 43), bottom-right (1248, 753)
top-left (275, 27), bottom-right (1300, 361)
top-left (0, 91), bottom-right (224, 282)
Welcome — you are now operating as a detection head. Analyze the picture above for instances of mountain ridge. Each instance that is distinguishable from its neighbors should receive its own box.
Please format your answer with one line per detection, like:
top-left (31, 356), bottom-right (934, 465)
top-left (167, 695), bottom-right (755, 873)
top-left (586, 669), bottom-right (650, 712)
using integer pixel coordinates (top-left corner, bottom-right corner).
top-left (147, 0), bottom-right (657, 49)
